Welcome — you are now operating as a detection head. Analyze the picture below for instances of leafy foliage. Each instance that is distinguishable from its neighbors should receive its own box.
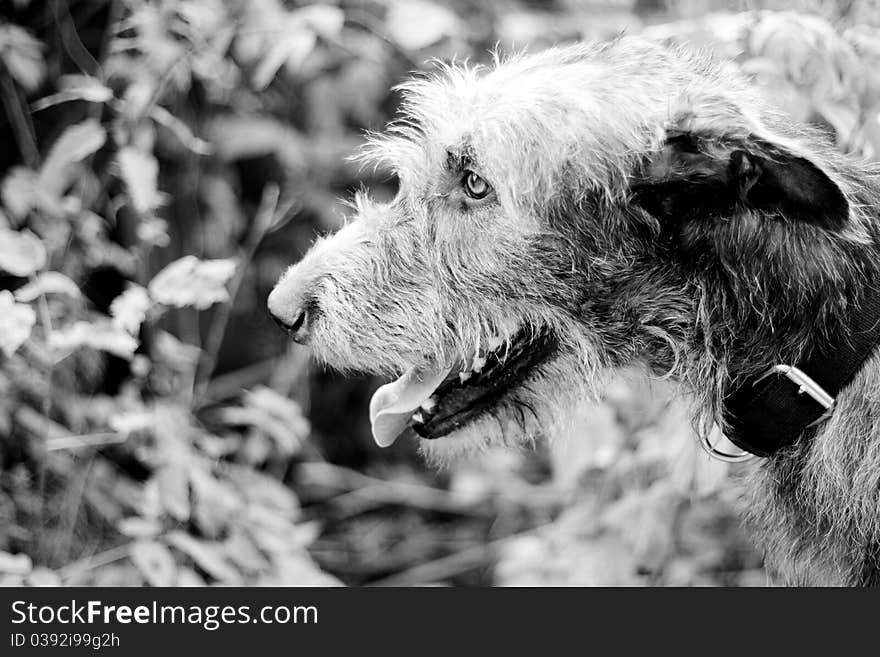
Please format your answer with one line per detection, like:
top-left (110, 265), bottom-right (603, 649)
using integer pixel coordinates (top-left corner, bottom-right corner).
top-left (0, 291), bottom-right (36, 358)
top-left (0, 0), bottom-right (878, 587)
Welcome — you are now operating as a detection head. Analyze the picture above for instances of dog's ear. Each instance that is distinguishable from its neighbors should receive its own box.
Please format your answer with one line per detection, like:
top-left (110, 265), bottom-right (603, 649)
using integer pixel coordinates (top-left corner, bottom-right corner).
top-left (632, 131), bottom-right (849, 232)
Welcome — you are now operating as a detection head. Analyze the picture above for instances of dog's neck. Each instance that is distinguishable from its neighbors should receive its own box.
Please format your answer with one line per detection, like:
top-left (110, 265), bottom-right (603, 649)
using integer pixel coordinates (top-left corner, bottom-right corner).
top-left (590, 201), bottom-right (880, 426)
top-left (585, 212), bottom-right (880, 584)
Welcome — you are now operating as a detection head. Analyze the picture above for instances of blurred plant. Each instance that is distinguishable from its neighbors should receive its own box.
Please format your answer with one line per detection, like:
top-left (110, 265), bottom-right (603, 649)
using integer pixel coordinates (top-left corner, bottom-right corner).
top-left (0, 0), bottom-right (356, 586)
top-left (643, 10), bottom-right (880, 158)
top-left (0, 0), bottom-right (878, 588)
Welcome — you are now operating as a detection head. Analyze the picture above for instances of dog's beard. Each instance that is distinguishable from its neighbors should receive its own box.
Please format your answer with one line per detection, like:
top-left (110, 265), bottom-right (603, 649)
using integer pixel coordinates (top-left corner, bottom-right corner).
top-left (416, 354), bottom-right (597, 466)
top-left (361, 311), bottom-right (605, 464)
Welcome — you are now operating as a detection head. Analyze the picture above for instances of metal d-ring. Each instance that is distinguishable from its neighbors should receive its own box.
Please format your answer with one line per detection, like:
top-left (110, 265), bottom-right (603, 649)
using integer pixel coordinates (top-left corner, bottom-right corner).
top-left (698, 425), bottom-right (756, 463)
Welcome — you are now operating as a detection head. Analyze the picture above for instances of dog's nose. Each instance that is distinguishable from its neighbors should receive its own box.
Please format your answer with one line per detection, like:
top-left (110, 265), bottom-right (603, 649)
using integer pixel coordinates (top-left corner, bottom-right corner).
top-left (271, 306), bottom-right (310, 343)
top-left (267, 285), bottom-right (314, 345)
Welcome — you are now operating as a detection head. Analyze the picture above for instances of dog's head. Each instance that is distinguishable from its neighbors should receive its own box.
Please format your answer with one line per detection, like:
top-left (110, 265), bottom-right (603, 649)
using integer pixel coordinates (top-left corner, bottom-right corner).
top-left (268, 38), bottom-right (866, 461)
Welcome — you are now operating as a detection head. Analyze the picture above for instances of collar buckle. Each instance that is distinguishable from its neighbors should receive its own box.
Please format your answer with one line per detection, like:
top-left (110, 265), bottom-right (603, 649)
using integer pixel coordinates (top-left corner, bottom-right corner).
top-left (754, 364), bottom-right (836, 413)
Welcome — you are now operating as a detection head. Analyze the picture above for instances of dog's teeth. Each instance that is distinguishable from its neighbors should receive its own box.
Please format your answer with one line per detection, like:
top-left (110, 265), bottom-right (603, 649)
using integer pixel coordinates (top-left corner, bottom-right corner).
top-left (459, 371), bottom-right (472, 383)
top-left (421, 397), bottom-right (437, 412)
top-left (411, 412), bottom-right (425, 424)
top-left (472, 355), bottom-right (486, 373)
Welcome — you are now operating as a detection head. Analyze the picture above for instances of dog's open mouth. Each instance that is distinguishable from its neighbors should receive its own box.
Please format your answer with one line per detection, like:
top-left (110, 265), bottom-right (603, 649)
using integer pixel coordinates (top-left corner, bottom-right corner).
top-left (368, 330), bottom-right (557, 446)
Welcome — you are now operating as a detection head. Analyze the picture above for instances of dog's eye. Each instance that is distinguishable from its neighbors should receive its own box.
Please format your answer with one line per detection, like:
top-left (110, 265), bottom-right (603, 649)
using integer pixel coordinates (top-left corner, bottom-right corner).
top-left (462, 171), bottom-right (491, 200)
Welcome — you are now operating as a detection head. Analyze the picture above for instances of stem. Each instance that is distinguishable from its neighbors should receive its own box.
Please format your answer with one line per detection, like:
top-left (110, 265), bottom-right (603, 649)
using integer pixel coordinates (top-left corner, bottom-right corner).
top-left (193, 183), bottom-right (294, 402)
top-left (0, 63), bottom-right (40, 168)
top-left (57, 544), bottom-right (132, 582)
top-left (51, 0), bottom-right (102, 76)
top-left (369, 521), bottom-right (559, 587)
top-left (29, 274), bottom-right (54, 418)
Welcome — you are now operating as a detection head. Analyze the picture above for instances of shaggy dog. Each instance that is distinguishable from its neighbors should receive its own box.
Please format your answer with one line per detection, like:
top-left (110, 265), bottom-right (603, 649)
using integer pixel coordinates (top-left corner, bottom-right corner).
top-left (268, 38), bottom-right (880, 585)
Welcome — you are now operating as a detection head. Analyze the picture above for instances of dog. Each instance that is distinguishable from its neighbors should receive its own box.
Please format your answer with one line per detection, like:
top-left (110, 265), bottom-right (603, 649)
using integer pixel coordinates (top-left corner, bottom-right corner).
top-left (268, 37), bottom-right (880, 585)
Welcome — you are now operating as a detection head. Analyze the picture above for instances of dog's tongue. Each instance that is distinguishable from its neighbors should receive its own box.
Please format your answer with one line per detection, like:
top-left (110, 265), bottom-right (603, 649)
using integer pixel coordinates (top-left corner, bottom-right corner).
top-left (369, 365), bottom-right (450, 447)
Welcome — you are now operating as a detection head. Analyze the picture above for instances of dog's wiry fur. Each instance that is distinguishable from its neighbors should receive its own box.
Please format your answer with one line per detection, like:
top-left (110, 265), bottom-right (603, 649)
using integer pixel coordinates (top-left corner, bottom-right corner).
top-left (268, 38), bottom-right (880, 585)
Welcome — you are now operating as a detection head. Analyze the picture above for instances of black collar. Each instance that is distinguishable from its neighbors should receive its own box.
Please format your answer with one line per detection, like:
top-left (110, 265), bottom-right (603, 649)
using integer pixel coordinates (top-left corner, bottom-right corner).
top-left (722, 286), bottom-right (880, 457)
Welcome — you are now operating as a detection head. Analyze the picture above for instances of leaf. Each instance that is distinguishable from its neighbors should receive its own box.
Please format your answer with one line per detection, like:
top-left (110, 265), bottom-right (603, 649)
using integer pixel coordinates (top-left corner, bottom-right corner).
top-left (815, 100), bottom-right (861, 145)
top-left (58, 73), bottom-right (113, 101)
top-left (0, 290), bottom-right (36, 357)
top-left (14, 271), bottom-right (81, 302)
top-left (118, 517), bottom-right (162, 538)
top-left (155, 464), bottom-right (190, 521)
top-left (0, 550), bottom-right (32, 575)
top-left (253, 29), bottom-right (316, 89)
top-left (189, 468), bottom-right (242, 539)
top-left (223, 530), bottom-right (270, 574)
top-left (176, 568), bottom-right (206, 586)
top-left (206, 115), bottom-right (305, 167)
top-left (26, 568), bottom-right (61, 586)
top-left (297, 4), bottom-right (345, 38)
top-left (130, 540), bottom-right (177, 587)
top-left (153, 330), bottom-right (201, 370)
top-left (110, 284), bottom-right (151, 334)
top-left (0, 24), bottom-right (45, 91)
top-left (1, 167), bottom-right (38, 219)
top-left (239, 3), bottom-right (343, 88)
top-left (386, 1), bottom-right (458, 51)
top-left (267, 552), bottom-right (342, 587)
top-left (117, 147), bottom-right (163, 214)
top-left (227, 466), bottom-right (299, 516)
top-left (220, 386), bottom-right (309, 455)
top-left (176, 0), bottom-right (228, 35)
top-left (49, 320), bottom-right (138, 359)
top-left (109, 411), bottom-right (154, 435)
top-left (136, 217), bottom-right (170, 247)
top-left (148, 256), bottom-right (237, 310)
top-left (165, 530), bottom-right (242, 583)
top-left (0, 228), bottom-right (46, 276)
top-left (150, 106), bottom-right (212, 155)
top-left (38, 119), bottom-right (107, 196)
top-left (1, 168), bottom-right (68, 220)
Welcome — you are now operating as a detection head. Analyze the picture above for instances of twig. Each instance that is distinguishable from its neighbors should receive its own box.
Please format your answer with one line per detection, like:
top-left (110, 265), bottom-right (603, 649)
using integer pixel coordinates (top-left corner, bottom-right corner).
top-left (303, 458), bottom-right (563, 514)
top-left (55, 454), bottom-right (95, 565)
top-left (267, 342), bottom-right (310, 398)
top-left (14, 406), bottom-right (125, 452)
top-left (194, 357), bottom-right (280, 407)
top-left (193, 183), bottom-right (296, 401)
top-left (0, 62), bottom-right (39, 168)
top-left (369, 521), bottom-right (558, 587)
top-left (298, 461), bottom-right (486, 516)
top-left (15, 406), bottom-right (69, 444)
top-left (371, 544), bottom-right (490, 587)
top-left (51, 0), bottom-right (102, 76)
top-left (57, 544), bottom-right (131, 583)
top-left (46, 432), bottom-right (126, 451)
top-left (326, 484), bottom-right (483, 518)
top-left (30, 274), bottom-right (55, 418)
